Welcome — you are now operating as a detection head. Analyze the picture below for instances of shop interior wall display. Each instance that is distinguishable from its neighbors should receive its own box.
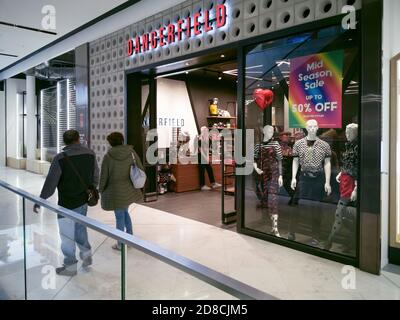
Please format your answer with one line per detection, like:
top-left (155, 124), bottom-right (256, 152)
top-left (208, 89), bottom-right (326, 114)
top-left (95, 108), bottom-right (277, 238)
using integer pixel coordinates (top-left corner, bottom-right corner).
top-left (89, 0), bottom-right (362, 163)
top-left (185, 74), bottom-right (237, 129)
top-left (157, 78), bottom-right (198, 150)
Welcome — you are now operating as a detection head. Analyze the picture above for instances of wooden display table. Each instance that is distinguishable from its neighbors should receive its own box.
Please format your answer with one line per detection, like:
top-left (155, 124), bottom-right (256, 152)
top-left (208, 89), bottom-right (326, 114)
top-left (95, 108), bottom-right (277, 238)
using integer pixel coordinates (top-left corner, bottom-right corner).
top-left (170, 163), bottom-right (225, 193)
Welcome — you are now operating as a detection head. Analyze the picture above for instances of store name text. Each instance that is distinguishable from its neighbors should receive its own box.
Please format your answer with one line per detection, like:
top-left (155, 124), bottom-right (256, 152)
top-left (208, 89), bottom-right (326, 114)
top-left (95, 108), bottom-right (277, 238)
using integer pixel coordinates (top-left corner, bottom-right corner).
top-left (127, 4), bottom-right (227, 56)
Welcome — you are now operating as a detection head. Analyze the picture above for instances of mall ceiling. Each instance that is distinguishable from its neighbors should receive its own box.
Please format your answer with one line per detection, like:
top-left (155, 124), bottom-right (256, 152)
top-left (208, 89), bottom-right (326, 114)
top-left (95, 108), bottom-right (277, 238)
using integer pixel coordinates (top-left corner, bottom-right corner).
top-left (0, 0), bottom-right (129, 71)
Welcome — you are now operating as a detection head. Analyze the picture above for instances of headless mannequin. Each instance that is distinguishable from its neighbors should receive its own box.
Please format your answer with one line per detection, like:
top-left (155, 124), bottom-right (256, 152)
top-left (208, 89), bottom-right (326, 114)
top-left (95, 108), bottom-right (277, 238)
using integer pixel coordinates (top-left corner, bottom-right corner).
top-left (290, 120), bottom-right (332, 245)
top-left (325, 124), bottom-right (358, 251)
top-left (254, 125), bottom-right (283, 237)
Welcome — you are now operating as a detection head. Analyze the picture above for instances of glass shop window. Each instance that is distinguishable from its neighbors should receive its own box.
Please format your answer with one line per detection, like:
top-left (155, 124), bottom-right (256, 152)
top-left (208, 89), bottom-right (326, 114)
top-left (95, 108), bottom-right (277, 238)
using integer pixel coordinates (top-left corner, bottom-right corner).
top-left (244, 25), bottom-right (360, 258)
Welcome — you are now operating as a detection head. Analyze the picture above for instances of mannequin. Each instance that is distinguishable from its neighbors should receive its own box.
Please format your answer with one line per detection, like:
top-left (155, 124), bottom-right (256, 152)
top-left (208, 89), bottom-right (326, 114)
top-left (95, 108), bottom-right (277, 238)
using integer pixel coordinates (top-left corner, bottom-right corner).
top-left (291, 119), bottom-right (332, 246)
top-left (325, 124), bottom-right (358, 252)
top-left (254, 125), bottom-right (283, 237)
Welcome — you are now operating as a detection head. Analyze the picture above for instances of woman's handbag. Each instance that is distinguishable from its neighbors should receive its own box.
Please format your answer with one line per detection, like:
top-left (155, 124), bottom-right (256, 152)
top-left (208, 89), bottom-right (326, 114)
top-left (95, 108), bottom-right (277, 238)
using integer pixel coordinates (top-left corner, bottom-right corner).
top-left (62, 152), bottom-right (99, 207)
top-left (130, 153), bottom-right (147, 189)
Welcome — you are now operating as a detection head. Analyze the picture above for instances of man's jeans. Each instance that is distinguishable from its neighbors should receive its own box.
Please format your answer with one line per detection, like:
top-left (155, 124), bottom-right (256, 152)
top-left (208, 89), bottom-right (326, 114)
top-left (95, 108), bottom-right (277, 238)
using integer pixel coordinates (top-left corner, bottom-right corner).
top-left (58, 204), bottom-right (92, 266)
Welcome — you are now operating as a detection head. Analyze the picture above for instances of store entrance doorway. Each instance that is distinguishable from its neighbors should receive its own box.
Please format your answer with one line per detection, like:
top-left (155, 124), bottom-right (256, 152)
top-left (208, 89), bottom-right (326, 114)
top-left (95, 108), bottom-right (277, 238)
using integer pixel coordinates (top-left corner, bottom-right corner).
top-left (126, 50), bottom-right (238, 228)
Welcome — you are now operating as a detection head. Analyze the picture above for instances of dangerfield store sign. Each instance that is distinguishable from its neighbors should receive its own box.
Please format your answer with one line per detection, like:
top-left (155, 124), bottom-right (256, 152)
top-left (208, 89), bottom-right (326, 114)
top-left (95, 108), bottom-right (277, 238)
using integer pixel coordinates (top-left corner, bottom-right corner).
top-left (127, 4), bottom-right (227, 56)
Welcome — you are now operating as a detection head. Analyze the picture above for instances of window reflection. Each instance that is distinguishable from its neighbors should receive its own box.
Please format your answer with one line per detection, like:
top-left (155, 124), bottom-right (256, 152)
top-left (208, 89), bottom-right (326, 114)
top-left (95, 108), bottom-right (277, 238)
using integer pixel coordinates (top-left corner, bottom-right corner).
top-left (244, 26), bottom-right (360, 257)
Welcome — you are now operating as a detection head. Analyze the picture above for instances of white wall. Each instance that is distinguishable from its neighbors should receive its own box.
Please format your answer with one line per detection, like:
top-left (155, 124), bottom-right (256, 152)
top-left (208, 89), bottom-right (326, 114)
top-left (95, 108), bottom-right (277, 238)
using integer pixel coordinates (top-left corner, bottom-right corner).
top-left (6, 79), bottom-right (26, 159)
top-left (381, 0), bottom-right (400, 268)
top-left (0, 90), bottom-right (5, 166)
top-left (157, 78), bottom-right (198, 151)
top-left (0, 0), bottom-right (186, 80)
top-left (26, 76), bottom-right (37, 161)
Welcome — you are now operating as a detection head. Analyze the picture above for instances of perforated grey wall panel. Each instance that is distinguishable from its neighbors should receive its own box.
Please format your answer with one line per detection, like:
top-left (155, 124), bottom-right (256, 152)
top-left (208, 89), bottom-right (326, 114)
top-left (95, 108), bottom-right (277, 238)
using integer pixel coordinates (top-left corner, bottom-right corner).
top-left (89, 0), bottom-right (362, 162)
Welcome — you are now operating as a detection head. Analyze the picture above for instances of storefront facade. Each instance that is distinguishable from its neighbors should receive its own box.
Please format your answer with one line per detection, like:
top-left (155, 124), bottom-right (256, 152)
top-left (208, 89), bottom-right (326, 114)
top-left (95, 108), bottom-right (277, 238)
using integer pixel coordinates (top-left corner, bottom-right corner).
top-left (88, 0), bottom-right (383, 274)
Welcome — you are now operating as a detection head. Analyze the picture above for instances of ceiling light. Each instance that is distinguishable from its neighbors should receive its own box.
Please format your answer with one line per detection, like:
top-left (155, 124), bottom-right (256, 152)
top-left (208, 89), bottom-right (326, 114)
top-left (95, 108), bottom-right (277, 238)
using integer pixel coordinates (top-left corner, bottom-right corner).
top-left (218, 73), bottom-right (222, 80)
top-left (221, 54), bottom-right (225, 58)
top-left (276, 61), bottom-right (290, 67)
top-left (185, 71), bottom-right (189, 74)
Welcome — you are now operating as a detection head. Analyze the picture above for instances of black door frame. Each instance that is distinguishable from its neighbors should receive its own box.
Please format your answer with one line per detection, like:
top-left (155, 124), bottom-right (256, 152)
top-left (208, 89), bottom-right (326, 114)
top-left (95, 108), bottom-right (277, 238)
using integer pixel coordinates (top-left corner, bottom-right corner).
top-left (126, 71), bottom-right (158, 200)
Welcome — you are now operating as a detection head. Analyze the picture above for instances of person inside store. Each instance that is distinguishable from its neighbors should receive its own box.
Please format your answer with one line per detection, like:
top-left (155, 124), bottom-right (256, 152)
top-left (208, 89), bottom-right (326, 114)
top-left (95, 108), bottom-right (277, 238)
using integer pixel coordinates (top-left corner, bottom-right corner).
top-left (196, 126), bottom-right (221, 191)
top-left (99, 132), bottom-right (144, 251)
top-left (291, 120), bottom-right (332, 246)
top-left (324, 123), bottom-right (358, 252)
top-left (34, 130), bottom-right (99, 277)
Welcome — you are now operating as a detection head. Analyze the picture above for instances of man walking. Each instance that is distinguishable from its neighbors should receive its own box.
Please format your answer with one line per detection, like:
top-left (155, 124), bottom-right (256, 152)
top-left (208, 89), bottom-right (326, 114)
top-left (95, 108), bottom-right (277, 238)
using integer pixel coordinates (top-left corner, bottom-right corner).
top-left (34, 130), bottom-right (99, 276)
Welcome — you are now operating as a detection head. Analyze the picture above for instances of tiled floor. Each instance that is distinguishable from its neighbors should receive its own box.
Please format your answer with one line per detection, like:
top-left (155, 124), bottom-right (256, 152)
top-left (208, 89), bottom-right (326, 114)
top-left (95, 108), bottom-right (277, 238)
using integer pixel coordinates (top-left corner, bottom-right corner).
top-left (144, 189), bottom-right (235, 228)
top-left (0, 167), bottom-right (400, 300)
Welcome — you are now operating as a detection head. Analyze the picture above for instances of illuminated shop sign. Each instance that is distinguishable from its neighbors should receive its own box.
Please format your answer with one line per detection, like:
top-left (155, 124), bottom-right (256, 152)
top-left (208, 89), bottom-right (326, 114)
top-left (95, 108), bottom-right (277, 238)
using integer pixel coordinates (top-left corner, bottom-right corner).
top-left (127, 4), bottom-right (227, 57)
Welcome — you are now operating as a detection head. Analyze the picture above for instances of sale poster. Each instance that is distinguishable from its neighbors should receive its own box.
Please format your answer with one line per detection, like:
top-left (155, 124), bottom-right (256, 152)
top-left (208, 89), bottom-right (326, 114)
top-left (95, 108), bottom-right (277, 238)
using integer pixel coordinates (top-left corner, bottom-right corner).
top-left (289, 50), bottom-right (344, 128)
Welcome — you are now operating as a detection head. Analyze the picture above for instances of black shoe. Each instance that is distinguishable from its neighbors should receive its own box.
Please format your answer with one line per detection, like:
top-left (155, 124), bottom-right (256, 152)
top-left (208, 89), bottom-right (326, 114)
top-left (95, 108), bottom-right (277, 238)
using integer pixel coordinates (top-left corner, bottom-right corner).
top-left (82, 257), bottom-right (93, 268)
top-left (56, 265), bottom-right (77, 277)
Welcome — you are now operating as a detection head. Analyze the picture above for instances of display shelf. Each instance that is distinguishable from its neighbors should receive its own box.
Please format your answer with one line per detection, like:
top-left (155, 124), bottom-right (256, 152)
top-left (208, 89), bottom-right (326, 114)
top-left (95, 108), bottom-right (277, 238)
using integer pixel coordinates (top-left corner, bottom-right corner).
top-left (207, 116), bottom-right (237, 120)
top-left (208, 127), bottom-right (236, 130)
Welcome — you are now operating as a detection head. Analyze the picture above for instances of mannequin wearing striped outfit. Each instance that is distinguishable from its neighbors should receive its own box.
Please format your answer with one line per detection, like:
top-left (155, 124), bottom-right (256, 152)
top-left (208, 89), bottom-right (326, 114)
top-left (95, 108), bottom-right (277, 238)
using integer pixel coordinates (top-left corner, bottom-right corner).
top-left (254, 125), bottom-right (283, 237)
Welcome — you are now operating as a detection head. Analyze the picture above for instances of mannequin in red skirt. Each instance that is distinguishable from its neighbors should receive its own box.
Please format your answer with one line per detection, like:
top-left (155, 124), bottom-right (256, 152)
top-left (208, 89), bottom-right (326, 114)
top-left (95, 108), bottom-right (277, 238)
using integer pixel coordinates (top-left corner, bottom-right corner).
top-left (325, 124), bottom-right (358, 251)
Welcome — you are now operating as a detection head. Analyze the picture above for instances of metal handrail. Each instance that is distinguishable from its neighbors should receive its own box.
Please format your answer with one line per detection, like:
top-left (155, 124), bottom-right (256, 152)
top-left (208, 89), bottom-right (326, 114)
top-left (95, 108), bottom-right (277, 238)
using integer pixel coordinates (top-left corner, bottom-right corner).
top-left (0, 179), bottom-right (277, 300)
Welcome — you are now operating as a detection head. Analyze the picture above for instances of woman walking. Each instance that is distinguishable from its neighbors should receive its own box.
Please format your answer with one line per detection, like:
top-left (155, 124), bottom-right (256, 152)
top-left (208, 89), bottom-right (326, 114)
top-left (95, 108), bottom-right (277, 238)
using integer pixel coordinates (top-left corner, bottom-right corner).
top-left (99, 132), bottom-right (144, 250)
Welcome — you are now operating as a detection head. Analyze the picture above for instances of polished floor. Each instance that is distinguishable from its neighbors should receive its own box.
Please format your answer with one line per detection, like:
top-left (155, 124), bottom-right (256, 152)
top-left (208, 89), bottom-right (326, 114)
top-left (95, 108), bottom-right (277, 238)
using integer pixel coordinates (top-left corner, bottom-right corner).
top-left (144, 189), bottom-right (235, 229)
top-left (0, 167), bottom-right (400, 300)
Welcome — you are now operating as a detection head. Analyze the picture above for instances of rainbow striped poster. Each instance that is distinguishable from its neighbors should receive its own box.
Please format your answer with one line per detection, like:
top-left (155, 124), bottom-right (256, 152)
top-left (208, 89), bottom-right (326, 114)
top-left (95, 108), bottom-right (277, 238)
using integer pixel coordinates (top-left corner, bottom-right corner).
top-left (289, 50), bottom-right (344, 129)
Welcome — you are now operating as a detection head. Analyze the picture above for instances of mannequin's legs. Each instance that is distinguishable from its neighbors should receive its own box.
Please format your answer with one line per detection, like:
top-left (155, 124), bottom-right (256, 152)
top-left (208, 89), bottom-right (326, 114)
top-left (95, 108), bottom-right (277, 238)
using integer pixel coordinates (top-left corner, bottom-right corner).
top-left (268, 192), bottom-right (279, 237)
top-left (311, 205), bottom-right (322, 242)
top-left (267, 169), bottom-right (279, 237)
top-left (342, 206), bottom-right (357, 252)
top-left (270, 214), bottom-right (280, 237)
top-left (325, 200), bottom-right (348, 250)
top-left (288, 179), bottom-right (301, 240)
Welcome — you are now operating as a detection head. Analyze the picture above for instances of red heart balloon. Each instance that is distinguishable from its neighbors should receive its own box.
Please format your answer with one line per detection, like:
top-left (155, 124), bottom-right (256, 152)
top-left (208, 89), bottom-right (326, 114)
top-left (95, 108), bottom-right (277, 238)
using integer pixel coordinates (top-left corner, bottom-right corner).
top-left (253, 89), bottom-right (274, 110)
